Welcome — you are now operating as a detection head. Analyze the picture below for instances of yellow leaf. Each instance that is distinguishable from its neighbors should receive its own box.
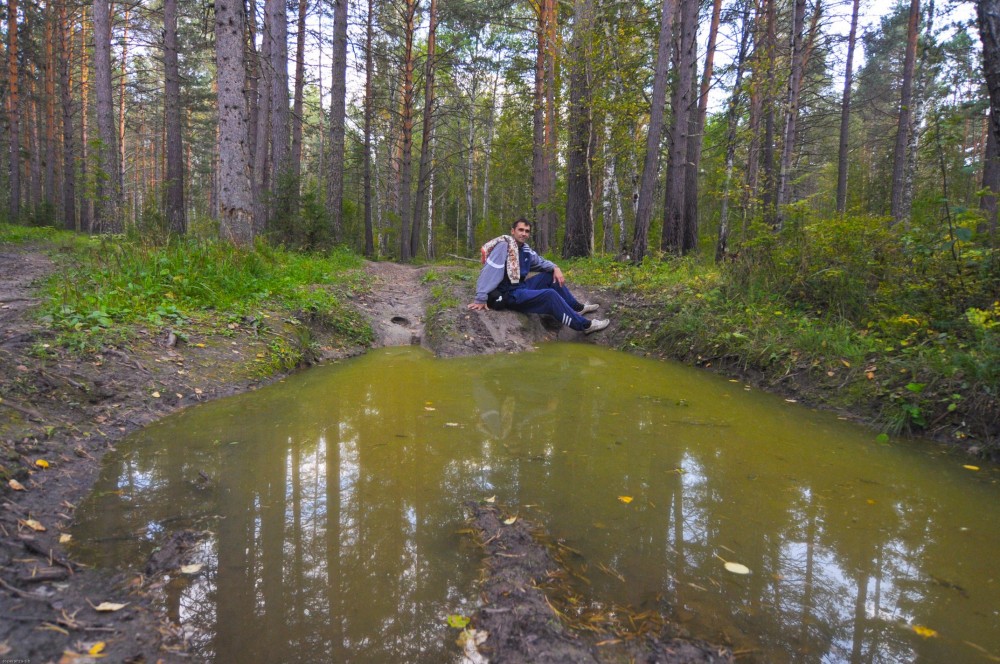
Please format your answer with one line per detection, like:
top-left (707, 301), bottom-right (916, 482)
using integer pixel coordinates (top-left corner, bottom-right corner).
top-left (151, 391), bottom-right (161, 398)
top-left (88, 642), bottom-right (106, 655)
top-left (724, 561), bottom-right (751, 575)
top-left (35, 459), bottom-right (50, 469)
top-left (91, 602), bottom-right (128, 612)
top-left (503, 516), bottom-right (518, 525)
top-left (866, 371), bottom-right (875, 380)
top-left (8, 479), bottom-right (26, 491)
top-left (617, 496), bottom-right (633, 504)
top-left (913, 625), bottom-right (938, 638)
top-left (485, 495), bottom-right (496, 503)
top-left (21, 518), bottom-right (46, 532)
top-left (424, 406), bottom-right (436, 411)
top-left (963, 465), bottom-right (980, 471)
top-left (841, 359), bottom-right (851, 367)
top-left (444, 422), bottom-right (460, 427)
top-left (180, 564), bottom-right (203, 575)
top-left (194, 343), bottom-right (206, 348)
top-left (867, 499), bottom-right (876, 505)
top-left (59, 533), bottom-right (73, 544)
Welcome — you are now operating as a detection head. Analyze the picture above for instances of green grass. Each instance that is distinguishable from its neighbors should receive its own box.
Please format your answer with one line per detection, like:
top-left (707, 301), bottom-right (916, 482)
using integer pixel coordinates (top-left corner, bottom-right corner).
top-left (0, 225), bottom-right (373, 352)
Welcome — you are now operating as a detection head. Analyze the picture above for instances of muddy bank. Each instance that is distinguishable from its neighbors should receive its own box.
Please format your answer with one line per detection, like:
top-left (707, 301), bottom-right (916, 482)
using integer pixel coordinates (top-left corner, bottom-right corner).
top-left (465, 502), bottom-right (733, 664)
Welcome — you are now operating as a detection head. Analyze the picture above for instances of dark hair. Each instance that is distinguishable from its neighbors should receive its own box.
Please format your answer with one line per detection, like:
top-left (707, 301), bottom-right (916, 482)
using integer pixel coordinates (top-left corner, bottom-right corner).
top-left (511, 217), bottom-right (532, 231)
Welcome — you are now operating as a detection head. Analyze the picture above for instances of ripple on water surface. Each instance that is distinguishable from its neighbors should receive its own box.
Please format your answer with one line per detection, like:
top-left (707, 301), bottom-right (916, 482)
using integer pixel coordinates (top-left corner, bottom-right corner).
top-left (73, 344), bottom-right (1000, 663)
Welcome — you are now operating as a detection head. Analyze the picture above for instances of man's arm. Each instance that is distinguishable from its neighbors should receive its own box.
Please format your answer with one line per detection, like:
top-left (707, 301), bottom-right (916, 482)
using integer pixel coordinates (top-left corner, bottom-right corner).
top-left (468, 244), bottom-right (507, 309)
top-left (525, 247), bottom-right (565, 286)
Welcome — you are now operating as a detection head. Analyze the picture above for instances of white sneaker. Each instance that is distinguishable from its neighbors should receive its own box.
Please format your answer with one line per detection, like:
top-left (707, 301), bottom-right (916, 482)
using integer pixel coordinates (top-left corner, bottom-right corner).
top-left (580, 303), bottom-right (600, 314)
top-left (584, 318), bottom-right (609, 334)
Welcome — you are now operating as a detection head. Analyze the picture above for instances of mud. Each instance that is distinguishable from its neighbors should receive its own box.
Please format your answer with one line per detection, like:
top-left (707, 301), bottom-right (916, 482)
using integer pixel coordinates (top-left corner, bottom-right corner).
top-left (465, 503), bottom-right (733, 663)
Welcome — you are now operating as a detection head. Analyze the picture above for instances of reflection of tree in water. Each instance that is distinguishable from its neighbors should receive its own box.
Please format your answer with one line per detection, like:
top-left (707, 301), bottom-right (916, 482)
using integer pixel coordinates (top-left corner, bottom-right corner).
top-left (72, 348), bottom-right (1000, 664)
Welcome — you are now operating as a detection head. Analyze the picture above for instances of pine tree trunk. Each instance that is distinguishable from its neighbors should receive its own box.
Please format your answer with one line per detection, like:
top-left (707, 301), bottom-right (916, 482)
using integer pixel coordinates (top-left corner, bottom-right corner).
top-left (890, 0), bottom-right (921, 225)
top-left (362, 0), bottom-right (375, 256)
top-left (563, 0), bottom-right (595, 258)
top-left (44, 11), bottom-right (57, 211)
top-left (541, 0), bottom-right (558, 251)
top-left (532, 0), bottom-right (549, 245)
top-left (716, 0), bottom-right (752, 262)
top-left (291, 0), bottom-right (307, 186)
top-left (682, 0), bottom-right (721, 254)
top-left (661, 0), bottom-right (697, 254)
top-left (164, 0), bottom-right (184, 233)
top-left (398, 0), bottom-right (417, 260)
top-left (80, 11), bottom-right (92, 231)
top-left (835, 0), bottom-right (861, 213)
top-left (252, 1), bottom-right (272, 235)
top-left (118, 6), bottom-right (129, 207)
top-left (215, 0), bottom-right (254, 244)
top-left (7, 0), bottom-right (20, 221)
top-left (267, 0), bottom-right (290, 219)
top-left (59, 0), bottom-right (76, 230)
top-left (411, 0), bottom-right (437, 258)
top-left (93, 0), bottom-right (120, 233)
top-left (630, 0), bottom-right (676, 262)
top-left (327, 0), bottom-right (349, 242)
top-left (761, 0), bottom-right (778, 226)
top-left (979, 0), bottom-right (1000, 235)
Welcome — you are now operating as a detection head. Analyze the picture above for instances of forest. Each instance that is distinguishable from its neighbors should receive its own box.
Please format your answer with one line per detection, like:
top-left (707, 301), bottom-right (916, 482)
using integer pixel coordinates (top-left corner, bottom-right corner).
top-left (1, 0), bottom-right (998, 441)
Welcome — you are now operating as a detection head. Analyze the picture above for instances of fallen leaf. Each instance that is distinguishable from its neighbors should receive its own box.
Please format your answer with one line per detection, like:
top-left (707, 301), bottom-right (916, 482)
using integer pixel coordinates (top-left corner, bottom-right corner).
top-left (724, 562), bottom-right (751, 575)
top-left (8, 479), bottom-right (26, 491)
top-left (424, 406), bottom-right (436, 411)
top-left (88, 642), bottom-right (106, 655)
top-left (91, 601), bottom-right (129, 612)
top-left (35, 459), bottom-right (50, 469)
top-left (617, 496), bottom-right (633, 504)
top-left (447, 614), bottom-right (471, 629)
top-left (0, 641), bottom-right (10, 655)
top-left (841, 359), bottom-right (851, 367)
top-left (59, 533), bottom-right (73, 544)
top-left (963, 465), bottom-right (980, 471)
top-left (503, 516), bottom-right (518, 525)
top-left (913, 625), bottom-right (938, 638)
top-left (784, 399), bottom-right (797, 403)
top-left (444, 422), bottom-right (460, 427)
top-left (866, 371), bottom-right (875, 380)
top-left (21, 518), bottom-right (46, 532)
top-left (180, 564), bottom-right (203, 575)
top-left (867, 499), bottom-right (876, 505)
top-left (484, 495), bottom-right (496, 503)
top-left (151, 391), bottom-right (161, 398)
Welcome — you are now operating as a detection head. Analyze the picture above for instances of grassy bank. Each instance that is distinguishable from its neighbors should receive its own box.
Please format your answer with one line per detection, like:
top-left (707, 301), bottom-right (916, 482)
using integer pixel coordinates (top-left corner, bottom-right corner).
top-left (566, 215), bottom-right (999, 454)
top-left (1, 224), bottom-right (373, 371)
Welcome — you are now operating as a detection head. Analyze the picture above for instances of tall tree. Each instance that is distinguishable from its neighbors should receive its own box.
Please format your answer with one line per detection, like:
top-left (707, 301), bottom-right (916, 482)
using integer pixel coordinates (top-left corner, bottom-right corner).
top-left (776, 0), bottom-right (822, 227)
top-left (411, 0), bottom-right (437, 258)
top-left (328, 0), bottom-right (349, 243)
top-left (362, 0), bottom-right (375, 257)
top-left (662, 0), bottom-right (698, 254)
top-left (118, 5), bottom-right (130, 200)
top-left (7, 0), bottom-right (20, 221)
top-left (291, 0), bottom-right (308, 187)
top-left (398, 0), bottom-right (417, 260)
top-left (164, 0), bottom-right (184, 234)
top-left (890, 0), bottom-right (921, 225)
top-left (215, 0), bottom-right (254, 244)
top-left (267, 0), bottom-right (291, 217)
top-left (977, 0), bottom-right (1000, 234)
top-left (716, 0), bottom-right (753, 261)
top-left (563, 0), bottom-right (595, 258)
top-left (630, 0), bottom-right (677, 262)
top-left (531, 0), bottom-right (550, 250)
top-left (683, 0), bottom-right (723, 253)
top-left (93, 0), bottom-right (121, 232)
top-left (59, 0), bottom-right (76, 230)
top-left (836, 0), bottom-right (861, 213)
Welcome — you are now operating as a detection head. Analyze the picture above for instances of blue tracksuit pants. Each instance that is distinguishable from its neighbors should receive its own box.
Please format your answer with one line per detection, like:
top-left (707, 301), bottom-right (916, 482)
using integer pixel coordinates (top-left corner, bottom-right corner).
top-left (505, 271), bottom-right (592, 331)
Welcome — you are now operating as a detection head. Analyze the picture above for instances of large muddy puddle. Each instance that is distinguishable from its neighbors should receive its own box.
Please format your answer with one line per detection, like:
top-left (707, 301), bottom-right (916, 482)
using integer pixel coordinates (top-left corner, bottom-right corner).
top-left (73, 344), bottom-right (1000, 663)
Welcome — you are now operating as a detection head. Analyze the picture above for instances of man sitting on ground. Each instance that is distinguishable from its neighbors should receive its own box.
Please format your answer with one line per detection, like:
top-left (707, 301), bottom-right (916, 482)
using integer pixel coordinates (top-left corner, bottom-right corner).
top-left (467, 218), bottom-right (610, 334)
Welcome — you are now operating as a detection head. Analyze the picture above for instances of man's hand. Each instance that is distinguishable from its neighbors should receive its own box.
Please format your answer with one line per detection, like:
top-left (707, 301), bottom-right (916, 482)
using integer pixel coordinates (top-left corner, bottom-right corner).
top-left (467, 302), bottom-right (488, 310)
top-left (553, 266), bottom-right (565, 287)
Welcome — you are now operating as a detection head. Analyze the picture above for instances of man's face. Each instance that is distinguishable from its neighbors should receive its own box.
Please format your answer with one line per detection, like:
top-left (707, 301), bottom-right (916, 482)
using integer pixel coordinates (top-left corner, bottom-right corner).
top-left (511, 222), bottom-right (531, 245)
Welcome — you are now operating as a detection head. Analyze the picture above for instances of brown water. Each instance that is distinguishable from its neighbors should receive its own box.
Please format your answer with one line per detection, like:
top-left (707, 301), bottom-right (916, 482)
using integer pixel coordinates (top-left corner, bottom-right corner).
top-left (73, 344), bottom-right (1000, 663)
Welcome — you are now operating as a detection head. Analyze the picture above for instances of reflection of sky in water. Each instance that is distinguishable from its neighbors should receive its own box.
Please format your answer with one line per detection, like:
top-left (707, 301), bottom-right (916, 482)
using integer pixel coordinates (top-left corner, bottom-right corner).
top-left (73, 345), bottom-right (1000, 663)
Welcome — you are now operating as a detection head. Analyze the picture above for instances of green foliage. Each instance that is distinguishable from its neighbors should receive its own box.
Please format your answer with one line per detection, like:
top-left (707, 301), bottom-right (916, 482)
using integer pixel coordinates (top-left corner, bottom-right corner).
top-left (38, 236), bottom-right (371, 350)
